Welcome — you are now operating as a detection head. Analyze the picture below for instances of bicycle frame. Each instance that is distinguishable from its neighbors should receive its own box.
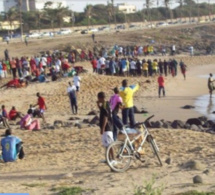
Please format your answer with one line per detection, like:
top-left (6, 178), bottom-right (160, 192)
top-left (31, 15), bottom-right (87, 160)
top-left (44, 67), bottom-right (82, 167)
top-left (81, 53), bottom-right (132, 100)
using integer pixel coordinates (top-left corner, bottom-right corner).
top-left (120, 123), bottom-right (150, 156)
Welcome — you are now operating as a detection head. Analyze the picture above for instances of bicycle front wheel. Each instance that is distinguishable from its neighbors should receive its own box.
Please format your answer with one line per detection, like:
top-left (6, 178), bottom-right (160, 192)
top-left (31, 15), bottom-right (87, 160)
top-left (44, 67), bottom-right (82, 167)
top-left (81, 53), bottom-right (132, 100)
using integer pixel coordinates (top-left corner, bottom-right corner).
top-left (148, 136), bottom-right (163, 166)
top-left (106, 141), bottom-right (132, 172)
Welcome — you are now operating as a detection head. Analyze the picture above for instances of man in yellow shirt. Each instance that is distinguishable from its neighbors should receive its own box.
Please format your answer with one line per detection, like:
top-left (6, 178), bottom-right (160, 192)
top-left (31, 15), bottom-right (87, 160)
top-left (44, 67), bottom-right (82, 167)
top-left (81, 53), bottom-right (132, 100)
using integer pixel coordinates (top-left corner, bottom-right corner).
top-left (119, 79), bottom-right (139, 127)
top-left (142, 60), bottom-right (148, 77)
top-left (152, 59), bottom-right (158, 76)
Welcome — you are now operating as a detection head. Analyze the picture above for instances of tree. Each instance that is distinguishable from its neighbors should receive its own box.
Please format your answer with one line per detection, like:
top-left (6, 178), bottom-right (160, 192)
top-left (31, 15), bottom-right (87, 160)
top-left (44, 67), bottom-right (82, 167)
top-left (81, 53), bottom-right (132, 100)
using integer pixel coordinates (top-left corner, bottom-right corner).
top-left (145, 0), bottom-right (154, 22)
top-left (164, 0), bottom-right (173, 21)
top-left (55, 3), bottom-right (70, 28)
top-left (178, 0), bottom-right (184, 19)
top-left (44, 1), bottom-right (56, 30)
top-left (84, 4), bottom-right (93, 29)
top-left (5, 7), bottom-right (19, 35)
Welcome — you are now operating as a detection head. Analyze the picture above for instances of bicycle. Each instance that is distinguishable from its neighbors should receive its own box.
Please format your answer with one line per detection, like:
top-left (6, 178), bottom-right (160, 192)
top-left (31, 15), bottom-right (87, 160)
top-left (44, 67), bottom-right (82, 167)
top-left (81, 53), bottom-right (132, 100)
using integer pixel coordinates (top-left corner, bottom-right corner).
top-left (106, 115), bottom-right (162, 172)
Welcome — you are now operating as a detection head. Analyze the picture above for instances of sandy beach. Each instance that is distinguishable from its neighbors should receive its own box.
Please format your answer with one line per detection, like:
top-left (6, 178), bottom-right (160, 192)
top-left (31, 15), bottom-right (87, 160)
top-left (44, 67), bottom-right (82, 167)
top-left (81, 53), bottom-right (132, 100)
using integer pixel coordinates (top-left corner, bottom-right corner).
top-left (0, 28), bottom-right (215, 195)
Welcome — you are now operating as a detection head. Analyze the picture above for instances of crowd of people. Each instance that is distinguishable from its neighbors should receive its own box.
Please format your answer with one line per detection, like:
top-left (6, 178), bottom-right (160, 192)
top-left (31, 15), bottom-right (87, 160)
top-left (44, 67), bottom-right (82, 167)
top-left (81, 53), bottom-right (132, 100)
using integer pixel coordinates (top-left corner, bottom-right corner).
top-left (91, 56), bottom-right (187, 79)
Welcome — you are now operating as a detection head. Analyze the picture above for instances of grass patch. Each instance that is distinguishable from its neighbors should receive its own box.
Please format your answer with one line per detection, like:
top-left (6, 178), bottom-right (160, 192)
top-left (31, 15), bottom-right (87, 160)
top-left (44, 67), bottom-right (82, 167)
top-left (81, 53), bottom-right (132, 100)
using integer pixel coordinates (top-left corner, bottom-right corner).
top-left (22, 183), bottom-right (46, 188)
top-left (52, 186), bottom-right (84, 195)
top-left (175, 191), bottom-right (215, 195)
top-left (134, 175), bottom-right (164, 195)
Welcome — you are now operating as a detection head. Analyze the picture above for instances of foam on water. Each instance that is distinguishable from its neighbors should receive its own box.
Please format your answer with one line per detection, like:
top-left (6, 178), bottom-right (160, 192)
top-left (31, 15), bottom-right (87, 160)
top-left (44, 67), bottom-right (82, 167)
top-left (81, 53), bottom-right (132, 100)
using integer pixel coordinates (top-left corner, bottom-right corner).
top-left (194, 94), bottom-right (215, 120)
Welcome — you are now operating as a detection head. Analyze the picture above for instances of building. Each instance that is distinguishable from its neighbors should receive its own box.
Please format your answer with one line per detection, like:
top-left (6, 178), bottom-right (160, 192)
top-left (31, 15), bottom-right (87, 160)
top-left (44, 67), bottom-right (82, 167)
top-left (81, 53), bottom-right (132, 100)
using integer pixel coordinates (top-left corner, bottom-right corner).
top-left (117, 3), bottom-right (136, 14)
top-left (0, 21), bottom-right (20, 30)
top-left (2, 0), bottom-right (67, 12)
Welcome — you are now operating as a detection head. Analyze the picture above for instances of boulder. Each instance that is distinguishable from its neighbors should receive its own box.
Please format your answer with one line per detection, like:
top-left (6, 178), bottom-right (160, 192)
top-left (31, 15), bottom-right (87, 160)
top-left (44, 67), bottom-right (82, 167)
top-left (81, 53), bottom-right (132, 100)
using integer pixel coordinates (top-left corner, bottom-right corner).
top-left (171, 120), bottom-right (185, 129)
top-left (198, 116), bottom-right (207, 122)
top-left (69, 117), bottom-right (81, 120)
top-left (207, 120), bottom-right (215, 127)
top-left (190, 124), bottom-right (200, 131)
top-left (54, 120), bottom-right (63, 128)
top-left (153, 121), bottom-right (163, 128)
top-left (182, 105), bottom-right (195, 109)
top-left (163, 122), bottom-right (172, 129)
top-left (184, 123), bottom-right (191, 129)
top-left (186, 118), bottom-right (202, 126)
top-left (83, 119), bottom-right (90, 123)
top-left (145, 121), bottom-right (153, 128)
top-left (193, 175), bottom-right (203, 184)
top-left (203, 169), bottom-right (210, 175)
top-left (90, 116), bottom-right (100, 125)
top-left (87, 110), bottom-right (98, 115)
top-left (183, 160), bottom-right (206, 170)
top-left (165, 158), bottom-right (172, 165)
top-left (134, 106), bottom-right (141, 113)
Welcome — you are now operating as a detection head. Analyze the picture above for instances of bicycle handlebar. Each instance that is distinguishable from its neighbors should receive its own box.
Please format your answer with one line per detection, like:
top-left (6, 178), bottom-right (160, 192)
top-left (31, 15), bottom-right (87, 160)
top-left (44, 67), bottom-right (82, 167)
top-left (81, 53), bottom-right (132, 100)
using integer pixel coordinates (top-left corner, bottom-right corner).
top-left (133, 115), bottom-right (155, 128)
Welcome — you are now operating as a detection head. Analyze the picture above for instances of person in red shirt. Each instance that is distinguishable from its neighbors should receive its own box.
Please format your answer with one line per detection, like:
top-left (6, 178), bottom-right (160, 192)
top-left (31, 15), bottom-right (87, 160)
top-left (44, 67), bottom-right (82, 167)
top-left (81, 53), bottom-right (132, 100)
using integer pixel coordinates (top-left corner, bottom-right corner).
top-left (62, 60), bottom-right (71, 73)
top-left (34, 92), bottom-right (47, 123)
top-left (158, 74), bottom-right (165, 98)
top-left (2, 62), bottom-right (7, 78)
top-left (9, 106), bottom-right (22, 120)
top-left (91, 58), bottom-right (97, 73)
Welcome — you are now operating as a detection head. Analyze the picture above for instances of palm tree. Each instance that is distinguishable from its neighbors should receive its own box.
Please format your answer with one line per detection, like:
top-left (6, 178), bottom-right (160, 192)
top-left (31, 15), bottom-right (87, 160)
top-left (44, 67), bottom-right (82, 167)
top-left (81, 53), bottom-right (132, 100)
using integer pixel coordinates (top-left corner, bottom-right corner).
top-left (178, 0), bottom-right (184, 20)
top-left (145, 0), bottom-right (154, 22)
top-left (84, 4), bottom-right (93, 29)
top-left (33, 11), bottom-right (45, 32)
top-left (164, 0), bottom-right (173, 21)
top-left (44, 2), bottom-right (57, 31)
top-left (5, 7), bottom-right (19, 35)
top-left (107, 1), bottom-right (113, 25)
top-left (111, 0), bottom-right (116, 26)
top-left (55, 3), bottom-right (70, 28)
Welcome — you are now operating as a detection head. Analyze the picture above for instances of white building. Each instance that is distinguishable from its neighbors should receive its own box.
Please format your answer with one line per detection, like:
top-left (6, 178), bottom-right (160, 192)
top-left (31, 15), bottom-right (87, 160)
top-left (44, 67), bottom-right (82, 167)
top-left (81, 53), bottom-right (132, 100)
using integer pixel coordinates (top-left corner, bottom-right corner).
top-left (117, 3), bottom-right (136, 14)
top-left (2, 0), bottom-right (67, 12)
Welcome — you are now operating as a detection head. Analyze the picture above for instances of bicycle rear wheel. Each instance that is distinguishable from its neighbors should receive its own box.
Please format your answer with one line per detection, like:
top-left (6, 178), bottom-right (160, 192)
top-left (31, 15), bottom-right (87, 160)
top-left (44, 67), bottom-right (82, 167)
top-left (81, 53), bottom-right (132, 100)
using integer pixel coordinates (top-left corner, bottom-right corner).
top-left (148, 136), bottom-right (163, 166)
top-left (106, 141), bottom-right (132, 172)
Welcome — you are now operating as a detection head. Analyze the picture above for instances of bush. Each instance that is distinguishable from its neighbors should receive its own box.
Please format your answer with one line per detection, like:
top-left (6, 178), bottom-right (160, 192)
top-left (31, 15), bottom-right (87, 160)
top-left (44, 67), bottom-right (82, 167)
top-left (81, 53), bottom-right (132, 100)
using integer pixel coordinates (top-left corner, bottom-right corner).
top-left (134, 175), bottom-right (164, 195)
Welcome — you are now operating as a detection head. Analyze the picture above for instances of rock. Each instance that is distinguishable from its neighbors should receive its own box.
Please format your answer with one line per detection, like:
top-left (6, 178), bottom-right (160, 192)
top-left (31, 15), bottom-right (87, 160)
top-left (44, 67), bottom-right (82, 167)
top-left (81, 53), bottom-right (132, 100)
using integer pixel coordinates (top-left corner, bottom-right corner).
top-left (183, 160), bottom-right (206, 170)
top-left (48, 125), bottom-right (55, 130)
top-left (198, 116), bottom-right (207, 122)
top-left (184, 123), bottom-right (191, 129)
top-left (88, 110), bottom-right (98, 115)
top-left (153, 121), bottom-right (163, 128)
top-left (206, 120), bottom-right (215, 127)
top-left (90, 116), bottom-right (99, 125)
top-left (193, 175), bottom-right (203, 184)
top-left (140, 109), bottom-right (148, 114)
top-left (145, 80), bottom-right (151, 83)
top-left (190, 124), bottom-right (200, 131)
top-left (69, 117), bottom-right (81, 120)
top-left (186, 118), bottom-right (202, 126)
top-left (75, 123), bottom-right (82, 129)
top-left (83, 119), bottom-right (90, 123)
top-left (203, 169), bottom-right (210, 175)
top-left (145, 121), bottom-right (153, 128)
top-left (212, 111), bottom-right (215, 114)
top-left (62, 173), bottom-right (73, 179)
top-left (182, 105), bottom-right (195, 109)
top-left (54, 120), bottom-right (63, 128)
top-left (133, 106), bottom-right (141, 113)
top-left (165, 158), bottom-right (172, 165)
top-left (162, 122), bottom-right (172, 129)
top-left (171, 120), bottom-right (185, 129)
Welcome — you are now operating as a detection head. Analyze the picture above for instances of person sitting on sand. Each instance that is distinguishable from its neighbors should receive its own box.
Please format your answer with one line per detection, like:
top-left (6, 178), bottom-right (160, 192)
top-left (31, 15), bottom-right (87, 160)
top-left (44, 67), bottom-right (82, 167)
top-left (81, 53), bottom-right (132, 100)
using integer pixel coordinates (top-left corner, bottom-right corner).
top-left (0, 77), bottom-right (28, 89)
top-left (208, 73), bottom-right (215, 98)
top-left (20, 110), bottom-right (40, 131)
top-left (1, 129), bottom-right (24, 162)
top-left (8, 106), bottom-right (23, 121)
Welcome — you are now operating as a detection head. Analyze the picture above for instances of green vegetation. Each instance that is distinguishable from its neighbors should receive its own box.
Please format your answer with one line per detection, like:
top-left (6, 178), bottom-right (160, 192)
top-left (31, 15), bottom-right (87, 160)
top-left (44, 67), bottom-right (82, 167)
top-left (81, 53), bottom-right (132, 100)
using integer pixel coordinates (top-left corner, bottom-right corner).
top-left (0, 0), bottom-right (215, 32)
top-left (175, 191), bottom-right (215, 195)
top-left (52, 186), bottom-right (84, 195)
top-left (134, 175), bottom-right (164, 195)
top-left (22, 183), bottom-right (46, 188)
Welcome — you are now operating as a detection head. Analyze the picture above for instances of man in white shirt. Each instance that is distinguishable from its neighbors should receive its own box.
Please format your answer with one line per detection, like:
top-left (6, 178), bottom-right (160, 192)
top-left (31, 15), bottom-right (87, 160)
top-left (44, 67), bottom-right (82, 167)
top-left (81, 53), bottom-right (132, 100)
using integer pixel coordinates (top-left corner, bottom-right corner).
top-left (73, 73), bottom-right (81, 91)
top-left (55, 58), bottom-right (62, 73)
top-left (67, 82), bottom-right (78, 114)
top-left (99, 56), bottom-right (106, 74)
top-left (130, 59), bottom-right (137, 76)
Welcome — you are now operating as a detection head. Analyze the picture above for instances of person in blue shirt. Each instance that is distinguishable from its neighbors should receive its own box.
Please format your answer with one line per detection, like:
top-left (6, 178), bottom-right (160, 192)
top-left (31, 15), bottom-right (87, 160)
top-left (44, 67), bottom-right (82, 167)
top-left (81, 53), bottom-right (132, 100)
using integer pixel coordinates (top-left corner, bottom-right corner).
top-left (1, 129), bottom-right (24, 162)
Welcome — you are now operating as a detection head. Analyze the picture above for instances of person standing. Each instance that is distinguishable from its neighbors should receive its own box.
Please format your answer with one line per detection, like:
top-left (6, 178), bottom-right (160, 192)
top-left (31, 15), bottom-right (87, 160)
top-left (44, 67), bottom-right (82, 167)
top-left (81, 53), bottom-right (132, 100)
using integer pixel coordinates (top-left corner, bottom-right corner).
top-left (120, 79), bottom-right (139, 127)
top-left (4, 49), bottom-right (9, 61)
top-left (73, 73), bottom-right (81, 92)
top-left (208, 73), bottom-right (215, 98)
top-left (110, 87), bottom-right (124, 141)
top-left (1, 129), bottom-right (24, 162)
top-left (10, 58), bottom-right (17, 79)
top-left (34, 93), bottom-right (47, 123)
top-left (158, 74), bottom-right (165, 98)
top-left (67, 82), bottom-right (78, 114)
top-left (25, 36), bottom-right (28, 46)
top-left (92, 33), bottom-right (95, 42)
top-left (97, 92), bottom-right (114, 157)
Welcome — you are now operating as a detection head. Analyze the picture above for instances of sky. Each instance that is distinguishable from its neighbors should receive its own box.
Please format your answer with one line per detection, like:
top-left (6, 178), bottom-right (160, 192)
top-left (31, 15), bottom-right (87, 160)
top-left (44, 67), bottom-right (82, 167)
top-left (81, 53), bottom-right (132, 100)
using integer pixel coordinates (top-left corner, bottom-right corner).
top-left (0, 0), bottom-right (213, 13)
